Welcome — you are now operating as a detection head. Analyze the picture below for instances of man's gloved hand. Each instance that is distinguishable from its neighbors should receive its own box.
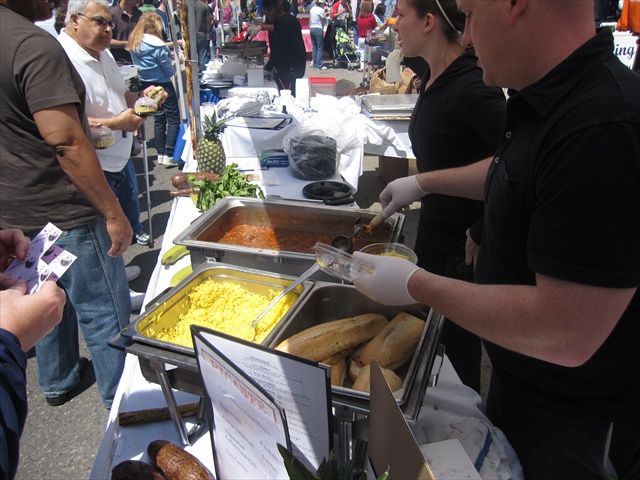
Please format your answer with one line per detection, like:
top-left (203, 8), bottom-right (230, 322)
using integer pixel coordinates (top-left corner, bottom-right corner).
top-left (379, 175), bottom-right (426, 218)
top-left (350, 252), bottom-right (421, 306)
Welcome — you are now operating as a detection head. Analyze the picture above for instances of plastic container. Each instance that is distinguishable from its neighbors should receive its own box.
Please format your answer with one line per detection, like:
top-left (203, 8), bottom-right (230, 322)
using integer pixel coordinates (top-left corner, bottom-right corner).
top-left (359, 243), bottom-right (418, 264)
top-left (91, 125), bottom-right (115, 149)
top-left (308, 76), bottom-right (337, 97)
top-left (312, 243), bottom-right (374, 281)
top-left (134, 96), bottom-right (158, 115)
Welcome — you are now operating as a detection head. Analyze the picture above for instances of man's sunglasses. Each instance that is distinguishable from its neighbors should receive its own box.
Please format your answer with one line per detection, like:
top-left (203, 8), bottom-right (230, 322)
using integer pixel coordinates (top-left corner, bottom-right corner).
top-left (77, 13), bottom-right (115, 30)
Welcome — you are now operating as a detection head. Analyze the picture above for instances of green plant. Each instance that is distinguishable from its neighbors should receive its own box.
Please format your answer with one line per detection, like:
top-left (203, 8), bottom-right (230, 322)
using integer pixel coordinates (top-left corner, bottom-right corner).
top-left (277, 444), bottom-right (388, 480)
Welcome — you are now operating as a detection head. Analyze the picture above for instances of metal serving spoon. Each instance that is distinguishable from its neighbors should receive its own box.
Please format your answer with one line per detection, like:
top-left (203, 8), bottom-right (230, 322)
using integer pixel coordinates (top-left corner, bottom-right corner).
top-left (251, 262), bottom-right (320, 335)
top-left (330, 212), bottom-right (386, 253)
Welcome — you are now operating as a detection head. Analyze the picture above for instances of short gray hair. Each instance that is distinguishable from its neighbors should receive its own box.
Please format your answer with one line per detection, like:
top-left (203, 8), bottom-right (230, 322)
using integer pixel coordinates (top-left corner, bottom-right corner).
top-left (65, 0), bottom-right (111, 25)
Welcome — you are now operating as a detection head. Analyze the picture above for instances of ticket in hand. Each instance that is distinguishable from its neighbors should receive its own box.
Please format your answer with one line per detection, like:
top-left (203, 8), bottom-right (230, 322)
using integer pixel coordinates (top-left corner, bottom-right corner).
top-left (4, 223), bottom-right (76, 294)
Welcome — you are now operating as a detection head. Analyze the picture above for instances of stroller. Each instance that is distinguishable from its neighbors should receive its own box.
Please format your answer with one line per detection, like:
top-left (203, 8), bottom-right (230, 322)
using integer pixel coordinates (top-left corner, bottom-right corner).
top-left (330, 23), bottom-right (360, 70)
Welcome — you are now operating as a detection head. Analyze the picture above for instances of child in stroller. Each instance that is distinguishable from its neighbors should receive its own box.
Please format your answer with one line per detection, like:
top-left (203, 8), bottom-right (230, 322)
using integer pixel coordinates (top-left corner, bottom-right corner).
top-left (331, 24), bottom-right (360, 70)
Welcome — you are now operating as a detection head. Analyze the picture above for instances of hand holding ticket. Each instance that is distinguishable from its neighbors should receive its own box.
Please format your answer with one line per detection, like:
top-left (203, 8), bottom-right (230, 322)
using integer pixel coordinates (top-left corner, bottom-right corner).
top-left (3, 223), bottom-right (76, 294)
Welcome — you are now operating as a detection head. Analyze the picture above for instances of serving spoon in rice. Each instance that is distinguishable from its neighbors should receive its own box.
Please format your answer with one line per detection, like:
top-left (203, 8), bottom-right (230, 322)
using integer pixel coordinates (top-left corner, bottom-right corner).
top-left (251, 263), bottom-right (321, 338)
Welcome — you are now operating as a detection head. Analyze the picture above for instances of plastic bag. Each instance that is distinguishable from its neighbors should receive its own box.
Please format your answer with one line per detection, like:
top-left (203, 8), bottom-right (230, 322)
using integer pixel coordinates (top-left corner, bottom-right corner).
top-left (286, 133), bottom-right (338, 180)
top-left (385, 44), bottom-right (404, 83)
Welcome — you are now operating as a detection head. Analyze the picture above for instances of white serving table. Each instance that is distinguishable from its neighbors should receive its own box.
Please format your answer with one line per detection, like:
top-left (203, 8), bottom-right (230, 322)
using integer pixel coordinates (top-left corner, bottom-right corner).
top-left (91, 143), bottom-right (521, 480)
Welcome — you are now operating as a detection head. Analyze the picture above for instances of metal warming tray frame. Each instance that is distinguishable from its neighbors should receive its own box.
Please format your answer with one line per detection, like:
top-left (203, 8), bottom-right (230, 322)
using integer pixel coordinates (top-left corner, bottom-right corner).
top-left (110, 281), bottom-right (444, 446)
top-left (173, 197), bottom-right (406, 281)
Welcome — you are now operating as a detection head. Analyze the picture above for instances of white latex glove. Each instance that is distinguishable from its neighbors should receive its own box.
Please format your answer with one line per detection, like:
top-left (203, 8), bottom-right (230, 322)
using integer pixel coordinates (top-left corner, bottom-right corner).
top-left (379, 175), bottom-right (426, 218)
top-left (350, 252), bottom-right (421, 306)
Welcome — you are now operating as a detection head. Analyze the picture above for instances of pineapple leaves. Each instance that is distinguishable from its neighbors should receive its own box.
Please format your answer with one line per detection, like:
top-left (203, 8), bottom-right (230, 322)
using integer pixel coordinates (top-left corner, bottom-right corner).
top-left (188, 163), bottom-right (264, 210)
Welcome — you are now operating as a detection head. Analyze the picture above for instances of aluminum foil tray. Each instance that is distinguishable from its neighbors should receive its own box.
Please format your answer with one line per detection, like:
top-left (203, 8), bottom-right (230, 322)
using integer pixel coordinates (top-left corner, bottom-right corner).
top-left (120, 262), bottom-right (313, 356)
top-left (173, 197), bottom-right (405, 280)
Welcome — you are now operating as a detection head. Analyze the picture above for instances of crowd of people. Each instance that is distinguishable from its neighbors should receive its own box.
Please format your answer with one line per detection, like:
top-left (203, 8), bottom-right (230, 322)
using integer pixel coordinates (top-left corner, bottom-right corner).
top-left (1, 0), bottom-right (639, 479)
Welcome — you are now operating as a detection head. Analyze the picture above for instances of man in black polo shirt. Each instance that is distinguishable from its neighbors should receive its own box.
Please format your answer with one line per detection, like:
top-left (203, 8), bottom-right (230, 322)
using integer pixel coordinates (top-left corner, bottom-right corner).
top-left (351, 0), bottom-right (640, 477)
top-left (110, 0), bottom-right (142, 65)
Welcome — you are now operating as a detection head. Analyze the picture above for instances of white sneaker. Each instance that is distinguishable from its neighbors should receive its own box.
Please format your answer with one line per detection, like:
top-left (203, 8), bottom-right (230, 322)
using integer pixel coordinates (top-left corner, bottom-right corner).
top-left (163, 156), bottom-right (174, 167)
top-left (130, 289), bottom-right (145, 311)
top-left (125, 265), bottom-right (141, 282)
top-left (321, 66), bottom-right (328, 71)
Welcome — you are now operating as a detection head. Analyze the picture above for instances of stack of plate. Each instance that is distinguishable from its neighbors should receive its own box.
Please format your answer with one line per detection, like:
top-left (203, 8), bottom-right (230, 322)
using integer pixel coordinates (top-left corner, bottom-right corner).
top-left (361, 94), bottom-right (419, 121)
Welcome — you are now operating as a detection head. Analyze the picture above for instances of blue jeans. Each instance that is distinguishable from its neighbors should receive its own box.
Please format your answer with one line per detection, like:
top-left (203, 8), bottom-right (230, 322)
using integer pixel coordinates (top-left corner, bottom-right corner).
top-left (196, 34), bottom-right (211, 72)
top-left (275, 66), bottom-right (306, 96)
top-left (104, 159), bottom-right (143, 236)
top-left (141, 81), bottom-right (181, 158)
top-left (34, 218), bottom-right (129, 408)
top-left (310, 28), bottom-right (324, 68)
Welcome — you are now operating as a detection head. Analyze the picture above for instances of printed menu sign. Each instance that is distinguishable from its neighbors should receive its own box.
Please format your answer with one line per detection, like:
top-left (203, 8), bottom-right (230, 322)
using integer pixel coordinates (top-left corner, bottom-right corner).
top-left (192, 327), bottom-right (332, 479)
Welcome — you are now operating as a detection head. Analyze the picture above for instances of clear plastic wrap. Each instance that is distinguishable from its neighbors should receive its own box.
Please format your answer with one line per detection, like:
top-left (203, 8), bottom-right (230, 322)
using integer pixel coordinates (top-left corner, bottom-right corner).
top-left (286, 133), bottom-right (338, 180)
top-left (283, 116), bottom-right (347, 180)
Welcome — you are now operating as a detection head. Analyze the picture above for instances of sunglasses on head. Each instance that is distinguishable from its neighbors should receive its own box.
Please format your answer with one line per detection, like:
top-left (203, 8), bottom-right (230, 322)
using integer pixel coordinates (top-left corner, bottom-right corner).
top-left (77, 13), bottom-right (115, 30)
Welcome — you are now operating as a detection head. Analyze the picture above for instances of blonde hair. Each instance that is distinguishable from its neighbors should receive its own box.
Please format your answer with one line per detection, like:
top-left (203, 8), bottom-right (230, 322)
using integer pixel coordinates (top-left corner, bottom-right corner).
top-left (359, 0), bottom-right (373, 17)
top-left (126, 11), bottom-right (165, 51)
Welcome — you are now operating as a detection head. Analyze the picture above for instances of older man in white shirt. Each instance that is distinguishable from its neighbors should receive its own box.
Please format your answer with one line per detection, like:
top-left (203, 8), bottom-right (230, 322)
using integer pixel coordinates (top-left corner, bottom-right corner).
top-left (59, 0), bottom-right (165, 307)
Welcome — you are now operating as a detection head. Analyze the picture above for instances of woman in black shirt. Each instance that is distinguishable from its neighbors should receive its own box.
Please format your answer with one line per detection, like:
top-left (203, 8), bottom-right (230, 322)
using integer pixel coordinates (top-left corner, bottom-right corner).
top-left (395, 0), bottom-right (506, 392)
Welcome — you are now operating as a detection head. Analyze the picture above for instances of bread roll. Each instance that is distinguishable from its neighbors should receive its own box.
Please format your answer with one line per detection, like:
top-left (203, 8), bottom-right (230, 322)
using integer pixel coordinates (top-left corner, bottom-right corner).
top-left (321, 353), bottom-right (348, 387)
top-left (351, 364), bottom-right (402, 392)
top-left (275, 314), bottom-right (388, 362)
top-left (361, 312), bottom-right (425, 369)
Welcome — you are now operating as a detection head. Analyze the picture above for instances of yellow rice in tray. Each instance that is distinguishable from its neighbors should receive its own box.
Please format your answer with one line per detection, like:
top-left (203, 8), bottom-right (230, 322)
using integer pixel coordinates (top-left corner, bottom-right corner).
top-left (145, 279), bottom-right (297, 347)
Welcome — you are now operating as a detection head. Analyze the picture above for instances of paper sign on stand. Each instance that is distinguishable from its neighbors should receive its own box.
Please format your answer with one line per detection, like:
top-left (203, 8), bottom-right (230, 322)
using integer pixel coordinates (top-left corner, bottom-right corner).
top-left (192, 327), bottom-right (332, 478)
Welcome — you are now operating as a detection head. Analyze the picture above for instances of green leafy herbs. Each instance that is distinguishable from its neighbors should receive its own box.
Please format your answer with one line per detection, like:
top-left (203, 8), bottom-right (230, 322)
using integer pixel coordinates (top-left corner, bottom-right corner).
top-left (277, 444), bottom-right (388, 480)
top-left (188, 163), bottom-right (264, 210)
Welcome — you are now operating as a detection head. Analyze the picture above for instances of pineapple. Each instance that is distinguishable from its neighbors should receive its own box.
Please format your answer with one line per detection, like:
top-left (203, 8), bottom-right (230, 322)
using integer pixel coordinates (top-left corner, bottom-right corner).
top-left (196, 113), bottom-right (227, 173)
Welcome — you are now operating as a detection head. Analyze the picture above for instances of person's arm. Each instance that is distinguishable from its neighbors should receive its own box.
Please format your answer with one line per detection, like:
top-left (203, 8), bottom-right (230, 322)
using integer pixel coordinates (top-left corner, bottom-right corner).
top-left (0, 280), bottom-right (66, 352)
top-left (109, 38), bottom-right (129, 49)
top-left (32, 105), bottom-right (133, 256)
top-left (352, 252), bottom-right (635, 367)
top-left (378, 157), bottom-right (490, 217)
top-left (158, 45), bottom-right (176, 79)
top-left (407, 269), bottom-right (634, 367)
top-left (90, 108), bottom-right (145, 133)
top-left (331, 2), bottom-right (340, 18)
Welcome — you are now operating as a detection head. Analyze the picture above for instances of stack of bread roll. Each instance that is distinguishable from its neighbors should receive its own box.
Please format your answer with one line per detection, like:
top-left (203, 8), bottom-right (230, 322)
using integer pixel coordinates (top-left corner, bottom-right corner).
top-left (275, 312), bottom-right (425, 392)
